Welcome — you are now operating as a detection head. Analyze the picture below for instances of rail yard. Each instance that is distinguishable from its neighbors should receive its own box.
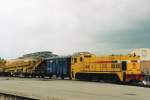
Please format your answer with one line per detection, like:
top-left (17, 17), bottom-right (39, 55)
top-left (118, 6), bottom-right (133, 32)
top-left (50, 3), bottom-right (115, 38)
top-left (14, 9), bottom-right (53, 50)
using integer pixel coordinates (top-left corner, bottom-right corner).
top-left (0, 52), bottom-right (144, 83)
top-left (1, 0), bottom-right (150, 99)
top-left (0, 51), bottom-right (150, 100)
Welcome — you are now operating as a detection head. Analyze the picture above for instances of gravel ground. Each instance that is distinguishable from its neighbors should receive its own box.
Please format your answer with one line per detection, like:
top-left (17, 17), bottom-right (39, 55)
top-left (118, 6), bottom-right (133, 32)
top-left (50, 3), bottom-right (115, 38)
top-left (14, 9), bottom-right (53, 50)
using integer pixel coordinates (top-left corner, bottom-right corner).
top-left (0, 77), bottom-right (149, 100)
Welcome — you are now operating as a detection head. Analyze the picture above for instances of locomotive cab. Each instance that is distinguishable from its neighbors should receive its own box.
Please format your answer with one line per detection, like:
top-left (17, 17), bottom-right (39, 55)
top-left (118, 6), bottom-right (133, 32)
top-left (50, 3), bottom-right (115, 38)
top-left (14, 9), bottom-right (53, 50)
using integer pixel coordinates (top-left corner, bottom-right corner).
top-left (71, 52), bottom-right (96, 80)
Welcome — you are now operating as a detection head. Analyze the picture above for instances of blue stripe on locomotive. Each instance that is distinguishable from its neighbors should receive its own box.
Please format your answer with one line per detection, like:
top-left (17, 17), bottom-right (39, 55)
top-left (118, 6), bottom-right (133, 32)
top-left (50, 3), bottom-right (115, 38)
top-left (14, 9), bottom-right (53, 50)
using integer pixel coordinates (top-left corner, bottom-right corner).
top-left (45, 56), bottom-right (71, 77)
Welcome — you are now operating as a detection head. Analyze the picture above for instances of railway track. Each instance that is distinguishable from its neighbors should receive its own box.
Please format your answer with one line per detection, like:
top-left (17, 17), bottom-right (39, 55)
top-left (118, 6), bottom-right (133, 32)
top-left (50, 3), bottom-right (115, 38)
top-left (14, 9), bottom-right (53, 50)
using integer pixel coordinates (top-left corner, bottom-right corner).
top-left (128, 83), bottom-right (150, 88)
top-left (0, 93), bottom-right (38, 100)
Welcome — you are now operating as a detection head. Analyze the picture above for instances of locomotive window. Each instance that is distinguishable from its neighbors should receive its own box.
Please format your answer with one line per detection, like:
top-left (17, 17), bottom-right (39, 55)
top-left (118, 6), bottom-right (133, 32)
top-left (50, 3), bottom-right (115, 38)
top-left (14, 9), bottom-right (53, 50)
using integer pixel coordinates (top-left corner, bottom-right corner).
top-left (80, 57), bottom-right (83, 62)
top-left (122, 61), bottom-right (127, 71)
top-left (112, 64), bottom-right (119, 68)
top-left (74, 58), bottom-right (77, 63)
top-left (84, 55), bottom-right (91, 57)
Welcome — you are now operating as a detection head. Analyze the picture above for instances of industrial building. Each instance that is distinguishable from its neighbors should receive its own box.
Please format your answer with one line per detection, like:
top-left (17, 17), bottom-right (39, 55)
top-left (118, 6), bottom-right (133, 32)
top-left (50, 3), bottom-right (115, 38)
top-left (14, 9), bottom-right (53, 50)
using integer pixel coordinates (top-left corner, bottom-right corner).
top-left (130, 48), bottom-right (150, 82)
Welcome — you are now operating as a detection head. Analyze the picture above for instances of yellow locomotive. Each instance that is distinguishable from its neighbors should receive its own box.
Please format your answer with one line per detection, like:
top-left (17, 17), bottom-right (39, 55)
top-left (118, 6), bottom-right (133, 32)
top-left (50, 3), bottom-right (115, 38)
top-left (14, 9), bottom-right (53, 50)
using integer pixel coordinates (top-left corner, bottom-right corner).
top-left (71, 52), bottom-right (143, 83)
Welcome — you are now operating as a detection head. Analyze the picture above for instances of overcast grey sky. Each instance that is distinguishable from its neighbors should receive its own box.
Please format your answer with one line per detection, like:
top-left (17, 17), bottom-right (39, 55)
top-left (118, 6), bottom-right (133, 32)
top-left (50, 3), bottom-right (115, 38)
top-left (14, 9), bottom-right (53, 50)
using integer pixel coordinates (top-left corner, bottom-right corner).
top-left (0, 0), bottom-right (150, 59)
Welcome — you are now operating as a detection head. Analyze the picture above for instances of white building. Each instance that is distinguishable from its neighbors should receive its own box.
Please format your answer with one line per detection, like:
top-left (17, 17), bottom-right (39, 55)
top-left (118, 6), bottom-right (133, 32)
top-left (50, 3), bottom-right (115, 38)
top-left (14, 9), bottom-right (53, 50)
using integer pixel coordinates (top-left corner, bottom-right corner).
top-left (130, 48), bottom-right (150, 60)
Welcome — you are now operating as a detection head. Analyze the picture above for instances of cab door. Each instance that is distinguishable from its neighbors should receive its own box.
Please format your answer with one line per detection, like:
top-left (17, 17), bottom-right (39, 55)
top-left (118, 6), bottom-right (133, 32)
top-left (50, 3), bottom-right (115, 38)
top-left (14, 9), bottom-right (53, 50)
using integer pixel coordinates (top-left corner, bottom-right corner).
top-left (122, 61), bottom-right (127, 71)
top-left (122, 61), bottom-right (127, 82)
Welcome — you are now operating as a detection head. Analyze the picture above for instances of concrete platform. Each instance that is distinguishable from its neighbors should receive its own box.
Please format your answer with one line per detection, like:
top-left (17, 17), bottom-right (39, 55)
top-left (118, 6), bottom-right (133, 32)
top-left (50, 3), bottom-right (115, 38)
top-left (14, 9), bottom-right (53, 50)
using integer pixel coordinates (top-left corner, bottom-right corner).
top-left (0, 77), bottom-right (149, 100)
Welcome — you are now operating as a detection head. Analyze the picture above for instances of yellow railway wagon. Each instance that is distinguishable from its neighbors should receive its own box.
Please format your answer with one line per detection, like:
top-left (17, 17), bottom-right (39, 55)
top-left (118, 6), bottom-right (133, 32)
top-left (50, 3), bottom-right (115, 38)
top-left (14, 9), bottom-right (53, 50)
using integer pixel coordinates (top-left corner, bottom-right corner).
top-left (4, 58), bottom-right (42, 76)
top-left (71, 52), bottom-right (143, 83)
top-left (0, 60), bottom-right (6, 72)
